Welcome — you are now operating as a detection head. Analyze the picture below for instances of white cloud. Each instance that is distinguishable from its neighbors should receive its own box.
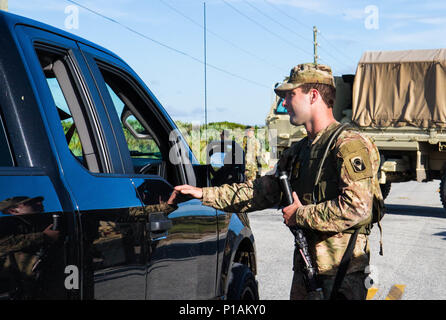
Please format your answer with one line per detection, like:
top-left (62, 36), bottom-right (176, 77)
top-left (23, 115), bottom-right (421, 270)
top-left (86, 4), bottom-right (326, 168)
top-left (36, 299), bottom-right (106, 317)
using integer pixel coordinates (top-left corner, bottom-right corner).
top-left (377, 27), bottom-right (446, 48)
top-left (415, 17), bottom-right (446, 26)
top-left (266, 0), bottom-right (366, 19)
top-left (268, 0), bottom-right (324, 12)
top-left (340, 8), bottom-right (365, 21)
top-left (9, 0), bottom-right (66, 12)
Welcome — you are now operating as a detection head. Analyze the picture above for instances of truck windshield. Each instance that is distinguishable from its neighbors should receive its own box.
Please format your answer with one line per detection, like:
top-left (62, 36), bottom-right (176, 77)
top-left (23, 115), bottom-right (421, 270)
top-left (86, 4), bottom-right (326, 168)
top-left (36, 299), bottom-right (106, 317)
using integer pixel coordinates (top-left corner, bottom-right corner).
top-left (275, 99), bottom-right (287, 114)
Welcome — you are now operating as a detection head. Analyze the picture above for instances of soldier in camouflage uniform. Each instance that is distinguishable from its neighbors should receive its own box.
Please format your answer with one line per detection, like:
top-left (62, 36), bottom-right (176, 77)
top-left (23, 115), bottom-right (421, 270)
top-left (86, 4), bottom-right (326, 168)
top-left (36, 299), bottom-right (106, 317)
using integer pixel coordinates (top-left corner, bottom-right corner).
top-left (0, 197), bottom-right (59, 299)
top-left (242, 127), bottom-right (262, 181)
top-left (173, 63), bottom-right (383, 300)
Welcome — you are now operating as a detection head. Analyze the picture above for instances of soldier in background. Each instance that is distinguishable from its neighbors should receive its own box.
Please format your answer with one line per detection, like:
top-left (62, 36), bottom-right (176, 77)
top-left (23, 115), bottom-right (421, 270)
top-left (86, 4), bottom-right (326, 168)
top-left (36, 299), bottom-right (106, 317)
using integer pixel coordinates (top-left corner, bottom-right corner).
top-left (0, 196), bottom-right (59, 299)
top-left (171, 63), bottom-right (383, 300)
top-left (242, 126), bottom-right (262, 181)
top-left (220, 129), bottom-right (229, 142)
top-left (0, 196), bottom-right (59, 254)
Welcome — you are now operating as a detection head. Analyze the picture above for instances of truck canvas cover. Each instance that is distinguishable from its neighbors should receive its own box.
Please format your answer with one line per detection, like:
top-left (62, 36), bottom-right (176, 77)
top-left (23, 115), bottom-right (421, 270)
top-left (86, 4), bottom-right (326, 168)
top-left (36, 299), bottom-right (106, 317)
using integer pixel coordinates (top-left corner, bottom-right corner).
top-left (352, 49), bottom-right (446, 128)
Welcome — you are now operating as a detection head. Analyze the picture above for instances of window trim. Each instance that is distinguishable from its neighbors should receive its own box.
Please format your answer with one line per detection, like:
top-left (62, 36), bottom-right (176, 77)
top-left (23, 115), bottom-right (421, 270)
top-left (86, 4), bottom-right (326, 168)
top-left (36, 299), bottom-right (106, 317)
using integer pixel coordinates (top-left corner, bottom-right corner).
top-left (34, 43), bottom-right (110, 173)
top-left (0, 107), bottom-right (15, 167)
top-left (91, 59), bottom-right (188, 184)
top-left (95, 61), bottom-right (164, 149)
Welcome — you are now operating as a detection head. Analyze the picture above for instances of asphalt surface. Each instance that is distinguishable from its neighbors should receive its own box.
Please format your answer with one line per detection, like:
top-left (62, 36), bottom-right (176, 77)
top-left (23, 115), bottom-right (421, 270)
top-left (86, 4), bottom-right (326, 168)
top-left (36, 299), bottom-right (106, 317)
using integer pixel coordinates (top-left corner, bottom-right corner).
top-left (248, 180), bottom-right (446, 300)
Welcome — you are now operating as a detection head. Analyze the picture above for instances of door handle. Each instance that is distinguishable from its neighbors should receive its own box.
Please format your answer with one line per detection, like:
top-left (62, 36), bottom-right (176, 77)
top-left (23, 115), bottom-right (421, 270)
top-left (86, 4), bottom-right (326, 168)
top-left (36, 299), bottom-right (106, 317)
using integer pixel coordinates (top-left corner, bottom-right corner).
top-left (147, 212), bottom-right (172, 241)
top-left (149, 219), bottom-right (172, 232)
top-left (147, 212), bottom-right (172, 231)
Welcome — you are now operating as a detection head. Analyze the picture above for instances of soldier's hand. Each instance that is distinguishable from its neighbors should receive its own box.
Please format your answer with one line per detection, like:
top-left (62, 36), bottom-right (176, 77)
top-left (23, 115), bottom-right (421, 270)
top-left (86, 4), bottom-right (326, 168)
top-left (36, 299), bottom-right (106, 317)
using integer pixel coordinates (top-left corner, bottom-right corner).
top-left (43, 224), bottom-right (60, 242)
top-left (282, 192), bottom-right (302, 226)
top-left (174, 185), bottom-right (203, 200)
top-left (167, 191), bottom-right (179, 205)
top-left (166, 188), bottom-right (191, 205)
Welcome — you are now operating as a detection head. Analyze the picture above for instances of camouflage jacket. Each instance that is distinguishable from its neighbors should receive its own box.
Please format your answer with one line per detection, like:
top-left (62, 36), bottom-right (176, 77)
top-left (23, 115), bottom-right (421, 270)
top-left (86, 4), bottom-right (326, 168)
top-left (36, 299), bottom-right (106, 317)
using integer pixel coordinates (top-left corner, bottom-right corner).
top-left (128, 202), bottom-right (177, 219)
top-left (202, 122), bottom-right (382, 276)
top-left (0, 233), bottom-right (46, 258)
top-left (243, 136), bottom-right (261, 165)
top-left (0, 216), bottom-right (48, 280)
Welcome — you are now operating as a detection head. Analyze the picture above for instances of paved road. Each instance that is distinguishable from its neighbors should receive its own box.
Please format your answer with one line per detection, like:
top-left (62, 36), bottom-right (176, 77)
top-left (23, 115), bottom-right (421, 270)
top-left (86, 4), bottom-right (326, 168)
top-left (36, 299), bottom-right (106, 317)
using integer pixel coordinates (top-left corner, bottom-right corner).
top-left (249, 180), bottom-right (446, 300)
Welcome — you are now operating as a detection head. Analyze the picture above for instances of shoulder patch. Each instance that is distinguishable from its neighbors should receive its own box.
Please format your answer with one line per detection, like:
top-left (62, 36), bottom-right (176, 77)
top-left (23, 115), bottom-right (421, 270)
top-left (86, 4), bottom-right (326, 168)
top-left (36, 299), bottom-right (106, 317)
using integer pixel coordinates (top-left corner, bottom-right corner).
top-left (338, 139), bottom-right (366, 158)
top-left (338, 138), bottom-right (372, 181)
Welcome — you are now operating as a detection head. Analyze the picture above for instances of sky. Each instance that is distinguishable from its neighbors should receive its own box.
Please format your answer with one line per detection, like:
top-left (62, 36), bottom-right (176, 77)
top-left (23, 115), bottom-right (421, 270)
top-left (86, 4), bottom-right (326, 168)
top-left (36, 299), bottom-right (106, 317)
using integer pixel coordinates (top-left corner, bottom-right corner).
top-left (7, 0), bottom-right (446, 125)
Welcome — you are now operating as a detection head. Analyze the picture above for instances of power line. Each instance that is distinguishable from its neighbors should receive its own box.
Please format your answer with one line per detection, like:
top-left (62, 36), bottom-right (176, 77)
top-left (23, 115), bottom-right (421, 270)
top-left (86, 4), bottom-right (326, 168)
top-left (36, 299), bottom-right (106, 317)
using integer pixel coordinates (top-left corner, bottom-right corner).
top-left (242, 0), bottom-right (312, 45)
top-left (221, 0), bottom-right (313, 58)
top-left (158, 0), bottom-right (285, 72)
top-left (317, 43), bottom-right (353, 69)
top-left (262, 0), bottom-right (313, 32)
top-left (262, 0), bottom-right (356, 68)
top-left (319, 32), bottom-right (358, 63)
top-left (242, 1), bottom-right (355, 70)
top-left (65, 0), bottom-right (270, 89)
top-left (252, 0), bottom-right (340, 67)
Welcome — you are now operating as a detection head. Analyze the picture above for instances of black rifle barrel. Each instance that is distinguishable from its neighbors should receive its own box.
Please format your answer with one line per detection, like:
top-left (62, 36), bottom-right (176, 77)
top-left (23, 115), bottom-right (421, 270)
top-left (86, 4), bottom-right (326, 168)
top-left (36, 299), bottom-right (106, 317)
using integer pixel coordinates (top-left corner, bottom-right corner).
top-left (279, 171), bottom-right (323, 295)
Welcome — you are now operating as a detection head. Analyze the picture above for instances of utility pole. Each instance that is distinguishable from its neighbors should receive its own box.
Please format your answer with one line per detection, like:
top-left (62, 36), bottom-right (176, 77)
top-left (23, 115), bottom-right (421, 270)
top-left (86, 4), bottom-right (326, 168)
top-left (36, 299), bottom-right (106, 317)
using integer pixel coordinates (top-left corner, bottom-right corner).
top-left (0, 0), bottom-right (8, 11)
top-left (203, 2), bottom-right (208, 142)
top-left (313, 26), bottom-right (318, 65)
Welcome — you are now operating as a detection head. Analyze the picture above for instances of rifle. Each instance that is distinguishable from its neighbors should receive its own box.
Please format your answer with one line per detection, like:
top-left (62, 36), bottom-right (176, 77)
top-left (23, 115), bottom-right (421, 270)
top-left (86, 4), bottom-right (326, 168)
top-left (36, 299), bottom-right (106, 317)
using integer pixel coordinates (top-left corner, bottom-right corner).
top-left (32, 214), bottom-right (60, 273)
top-left (279, 171), bottom-right (324, 300)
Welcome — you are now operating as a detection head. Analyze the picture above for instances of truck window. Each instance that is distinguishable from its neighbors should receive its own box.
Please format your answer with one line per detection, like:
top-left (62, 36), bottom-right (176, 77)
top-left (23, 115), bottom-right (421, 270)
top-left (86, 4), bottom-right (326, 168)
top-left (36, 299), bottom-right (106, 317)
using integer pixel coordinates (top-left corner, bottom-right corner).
top-left (96, 65), bottom-right (164, 177)
top-left (0, 111), bottom-right (14, 166)
top-left (35, 47), bottom-right (102, 173)
top-left (46, 78), bottom-right (83, 158)
top-left (275, 99), bottom-right (287, 114)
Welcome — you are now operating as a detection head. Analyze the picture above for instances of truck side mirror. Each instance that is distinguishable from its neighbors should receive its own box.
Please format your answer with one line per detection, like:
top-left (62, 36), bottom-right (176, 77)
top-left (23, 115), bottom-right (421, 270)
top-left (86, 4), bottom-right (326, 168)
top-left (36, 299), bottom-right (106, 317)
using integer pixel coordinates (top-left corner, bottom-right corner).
top-left (121, 106), bottom-right (152, 140)
top-left (206, 140), bottom-right (245, 187)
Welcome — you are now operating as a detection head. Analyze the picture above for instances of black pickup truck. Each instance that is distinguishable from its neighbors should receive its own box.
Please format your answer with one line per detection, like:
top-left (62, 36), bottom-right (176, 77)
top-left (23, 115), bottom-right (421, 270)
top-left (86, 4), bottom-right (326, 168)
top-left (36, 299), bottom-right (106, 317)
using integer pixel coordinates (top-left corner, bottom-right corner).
top-left (0, 11), bottom-right (257, 300)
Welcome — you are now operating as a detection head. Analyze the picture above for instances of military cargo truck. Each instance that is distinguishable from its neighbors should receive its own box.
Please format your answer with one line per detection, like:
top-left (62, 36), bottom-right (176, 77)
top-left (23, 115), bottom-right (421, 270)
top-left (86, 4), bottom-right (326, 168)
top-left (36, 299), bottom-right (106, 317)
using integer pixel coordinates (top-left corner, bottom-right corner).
top-left (265, 75), bottom-right (353, 165)
top-left (266, 49), bottom-right (446, 209)
top-left (265, 88), bottom-right (305, 163)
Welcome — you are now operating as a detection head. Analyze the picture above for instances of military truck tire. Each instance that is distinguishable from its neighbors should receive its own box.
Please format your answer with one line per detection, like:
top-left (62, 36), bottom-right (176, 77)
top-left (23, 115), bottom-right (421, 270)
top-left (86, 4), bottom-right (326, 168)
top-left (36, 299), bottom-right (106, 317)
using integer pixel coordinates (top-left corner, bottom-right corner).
top-left (380, 182), bottom-right (391, 200)
top-left (227, 263), bottom-right (259, 300)
top-left (439, 175), bottom-right (446, 212)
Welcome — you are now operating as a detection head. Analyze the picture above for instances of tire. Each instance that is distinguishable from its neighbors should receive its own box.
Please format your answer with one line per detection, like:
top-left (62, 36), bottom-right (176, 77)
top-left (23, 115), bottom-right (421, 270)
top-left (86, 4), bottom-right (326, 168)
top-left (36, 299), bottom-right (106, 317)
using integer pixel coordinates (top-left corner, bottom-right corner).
top-left (227, 263), bottom-right (259, 300)
top-left (380, 182), bottom-right (391, 200)
top-left (440, 175), bottom-right (446, 211)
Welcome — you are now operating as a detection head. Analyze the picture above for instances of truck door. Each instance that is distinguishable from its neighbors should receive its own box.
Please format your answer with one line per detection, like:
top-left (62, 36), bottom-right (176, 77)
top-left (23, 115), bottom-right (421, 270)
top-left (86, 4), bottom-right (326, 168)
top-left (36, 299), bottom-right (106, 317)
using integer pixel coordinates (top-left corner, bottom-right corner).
top-left (15, 26), bottom-right (148, 299)
top-left (0, 110), bottom-right (69, 299)
top-left (78, 43), bottom-right (220, 299)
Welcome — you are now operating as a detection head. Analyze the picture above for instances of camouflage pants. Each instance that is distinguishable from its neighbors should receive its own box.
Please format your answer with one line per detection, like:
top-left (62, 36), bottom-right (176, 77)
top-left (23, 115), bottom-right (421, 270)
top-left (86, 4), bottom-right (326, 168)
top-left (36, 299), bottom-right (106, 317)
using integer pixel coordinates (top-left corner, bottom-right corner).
top-left (290, 249), bottom-right (367, 300)
top-left (244, 163), bottom-right (258, 181)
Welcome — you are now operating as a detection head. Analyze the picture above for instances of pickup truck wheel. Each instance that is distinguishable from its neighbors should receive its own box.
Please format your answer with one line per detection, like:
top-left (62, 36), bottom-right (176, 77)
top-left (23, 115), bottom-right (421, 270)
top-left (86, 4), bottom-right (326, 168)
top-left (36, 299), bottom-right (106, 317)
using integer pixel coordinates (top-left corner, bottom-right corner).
top-left (227, 263), bottom-right (259, 300)
top-left (380, 182), bottom-right (391, 200)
